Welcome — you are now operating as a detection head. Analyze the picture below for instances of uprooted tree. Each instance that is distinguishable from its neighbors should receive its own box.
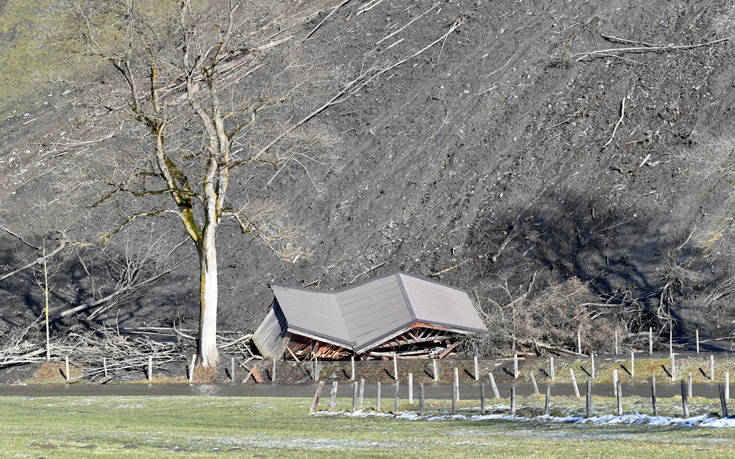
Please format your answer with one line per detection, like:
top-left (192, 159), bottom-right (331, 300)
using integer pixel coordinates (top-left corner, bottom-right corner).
top-left (66, 0), bottom-right (330, 367)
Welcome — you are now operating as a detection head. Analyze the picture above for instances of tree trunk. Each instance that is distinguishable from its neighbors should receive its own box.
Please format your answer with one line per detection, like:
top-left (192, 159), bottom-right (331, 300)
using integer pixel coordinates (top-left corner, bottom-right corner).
top-left (198, 225), bottom-right (219, 367)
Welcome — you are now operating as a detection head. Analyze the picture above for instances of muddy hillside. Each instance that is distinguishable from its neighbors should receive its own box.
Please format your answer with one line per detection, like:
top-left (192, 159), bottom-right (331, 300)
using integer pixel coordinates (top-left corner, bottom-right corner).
top-left (2, 0), bottom-right (735, 349)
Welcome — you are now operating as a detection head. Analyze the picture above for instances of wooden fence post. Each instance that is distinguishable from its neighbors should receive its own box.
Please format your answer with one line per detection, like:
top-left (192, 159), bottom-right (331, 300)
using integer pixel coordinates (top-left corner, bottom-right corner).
top-left (328, 381), bottom-right (338, 411)
top-left (103, 357), bottom-right (108, 380)
top-left (453, 367), bottom-right (460, 401)
top-left (669, 326), bottom-right (673, 357)
top-left (711, 355), bottom-right (715, 381)
top-left (649, 327), bottom-right (653, 355)
top-left (671, 353), bottom-right (676, 382)
top-left (616, 380), bottom-right (623, 416)
top-left (696, 329), bottom-right (700, 354)
top-left (681, 379), bottom-right (689, 418)
top-left (585, 380), bottom-right (592, 418)
top-left (393, 353), bottom-right (398, 381)
top-left (544, 385), bottom-right (551, 416)
top-left (570, 368), bottom-right (580, 397)
top-left (614, 331), bottom-right (618, 355)
top-left (549, 356), bottom-right (555, 380)
top-left (310, 380), bottom-right (325, 414)
top-left (651, 374), bottom-right (657, 416)
top-left (394, 381), bottom-right (400, 413)
top-left (351, 356), bottom-right (355, 381)
top-left (188, 354), bottom-right (196, 383)
top-left (510, 385), bottom-right (516, 415)
top-left (147, 355), bottom-right (153, 382)
top-left (590, 353), bottom-right (595, 380)
top-left (408, 373), bottom-right (414, 404)
top-left (419, 382), bottom-right (425, 415)
top-left (474, 355), bottom-right (480, 381)
top-left (65, 356), bottom-right (70, 382)
top-left (688, 371), bottom-right (693, 398)
top-left (489, 372), bottom-right (500, 399)
top-left (726, 372), bottom-right (730, 400)
top-left (612, 369), bottom-right (619, 398)
top-left (480, 383), bottom-right (486, 415)
top-left (231, 356), bottom-right (236, 383)
top-left (513, 354), bottom-right (518, 379)
top-left (719, 384), bottom-right (729, 418)
top-left (377, 381), bottom-right (382, 412)
top-left (359, 378), bottom-right (365, 409)
top-left (530, 373), bottom-right (539, 395)
top-left (577, 329), bottom-right (582, 355)
top-left (352, 381), bottom-right (358, 411)
top-left (630, 351), bottom-right (635, 379)
top-left (433, 358), bottom-right (439, 382)
top-left (451, 379), bottom-right (457, 414)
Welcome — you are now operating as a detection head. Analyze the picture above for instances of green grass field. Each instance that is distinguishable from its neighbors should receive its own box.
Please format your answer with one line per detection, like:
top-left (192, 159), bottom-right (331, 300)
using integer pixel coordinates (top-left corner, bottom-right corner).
top-left (1, 395), bottom-right (735, 457)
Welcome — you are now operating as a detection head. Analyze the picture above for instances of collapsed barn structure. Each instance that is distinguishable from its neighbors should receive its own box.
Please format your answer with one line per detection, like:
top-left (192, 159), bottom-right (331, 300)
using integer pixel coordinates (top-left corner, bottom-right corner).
top-left (252, 272), bottom-right (488, 360)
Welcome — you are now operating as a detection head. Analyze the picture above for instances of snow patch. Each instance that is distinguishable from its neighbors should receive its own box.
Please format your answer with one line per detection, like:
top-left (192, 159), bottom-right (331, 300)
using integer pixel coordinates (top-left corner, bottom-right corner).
top-left (320, 410), bottom-right (735, 428)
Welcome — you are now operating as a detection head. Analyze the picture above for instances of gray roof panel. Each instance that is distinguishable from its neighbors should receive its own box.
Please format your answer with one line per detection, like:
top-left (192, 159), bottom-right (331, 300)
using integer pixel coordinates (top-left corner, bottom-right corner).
top-left (267, 272), bottom-right (488, 352)
top-left (398, 273), bottom-right (487, 332)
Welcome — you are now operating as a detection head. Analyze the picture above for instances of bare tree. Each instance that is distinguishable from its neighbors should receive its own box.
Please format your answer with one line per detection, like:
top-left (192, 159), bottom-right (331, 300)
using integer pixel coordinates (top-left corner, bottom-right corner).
top-left (66, 0), bottom-right (322, 366)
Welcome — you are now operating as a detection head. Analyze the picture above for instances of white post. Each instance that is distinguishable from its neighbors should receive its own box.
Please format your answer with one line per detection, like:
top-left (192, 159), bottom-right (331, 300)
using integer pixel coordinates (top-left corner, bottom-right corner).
top-left (696, 329), bottom-right (700, 354)
top-left (688, 371), bottom-right (693, 398)
top-left (488, 372), bottom-right (500, 399)
top-left (614, 331), bottom-right (618, 355)
top-left (549, 356), bottom-right (555, 380)
top-left (669, 327), bottom-right (673, 357)
top-left (612, 369), bottom-right (619, 397)
top-left (454, 367), bottom-right (460, 402)
top-left (432, 358), bottom-right (439, 382)
top-left (351, 356), bottom-right (355, 381)
top-left (513, 354), bottom-right (518, 379)
top-left (188, 353), bottom-right (196, 383)
top-left (272, 358), bottom-right (276, 384)
top-left (65, 356), bottom-right (70, 382)
top-left (408, 373), bottom-right (414, 404)
top-left (474, 355), bottom-right (479, 381)
top-left (649, 327), bottom-right (653, 355)
top-left (590, 353), bottom-right (595, 380)
top-left (630, 351), bottom-right (635, 379)
top-left (147, 355), bottom-right (153, 382)
top-left (577, 330), bottom-right (582, 355)
top-left (727, 372), bottom-right (730, 400)
top-left (671, 353), bottom-right (676, 382)
top-left (569, 368), bottom-right (580, 397)
top-left (393, 353), bottom-right (398, 381)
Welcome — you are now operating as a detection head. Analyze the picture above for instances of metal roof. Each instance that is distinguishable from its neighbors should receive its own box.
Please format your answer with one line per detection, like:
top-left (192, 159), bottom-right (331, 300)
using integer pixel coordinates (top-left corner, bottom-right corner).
top-left (262, 272), bottom-right (488, 354)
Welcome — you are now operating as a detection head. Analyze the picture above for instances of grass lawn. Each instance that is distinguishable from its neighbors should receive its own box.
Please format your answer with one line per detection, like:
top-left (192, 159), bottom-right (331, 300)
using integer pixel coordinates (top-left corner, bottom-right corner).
top-left (1, 394), bottom-right (735, 457)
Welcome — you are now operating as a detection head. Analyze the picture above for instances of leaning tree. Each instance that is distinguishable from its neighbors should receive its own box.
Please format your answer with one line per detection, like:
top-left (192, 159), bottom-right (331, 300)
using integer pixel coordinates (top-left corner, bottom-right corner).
top-left (69, 0), bottom-right (326, 366)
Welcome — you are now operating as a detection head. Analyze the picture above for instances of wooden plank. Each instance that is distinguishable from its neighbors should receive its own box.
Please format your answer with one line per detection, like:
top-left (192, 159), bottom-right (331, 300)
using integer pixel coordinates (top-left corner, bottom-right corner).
top-left (439, 342), bottom-right (459, 358)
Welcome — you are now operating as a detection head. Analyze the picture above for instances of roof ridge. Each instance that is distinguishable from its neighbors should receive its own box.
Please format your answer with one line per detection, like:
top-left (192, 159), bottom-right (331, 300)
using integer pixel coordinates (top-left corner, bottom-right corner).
top-left (395, 273), bottom-right (417, 322)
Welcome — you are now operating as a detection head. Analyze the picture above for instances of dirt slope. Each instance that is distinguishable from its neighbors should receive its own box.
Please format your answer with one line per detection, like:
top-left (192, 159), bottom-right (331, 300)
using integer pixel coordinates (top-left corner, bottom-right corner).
top-left (2, 0), bottom-right (735, 344)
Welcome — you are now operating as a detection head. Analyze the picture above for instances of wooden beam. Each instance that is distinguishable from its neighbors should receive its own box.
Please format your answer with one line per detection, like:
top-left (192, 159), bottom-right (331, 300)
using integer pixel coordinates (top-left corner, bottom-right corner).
top-left (439, 342), bottom-right (459, 359)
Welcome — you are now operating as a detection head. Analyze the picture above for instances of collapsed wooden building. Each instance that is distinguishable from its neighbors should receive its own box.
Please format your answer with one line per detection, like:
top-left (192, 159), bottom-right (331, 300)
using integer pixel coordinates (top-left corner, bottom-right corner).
top-left (252, 272), bottom-right (488, 360)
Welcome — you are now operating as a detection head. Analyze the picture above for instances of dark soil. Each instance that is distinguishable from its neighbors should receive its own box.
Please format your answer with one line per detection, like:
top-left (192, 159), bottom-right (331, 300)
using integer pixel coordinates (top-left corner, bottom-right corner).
top-left (2, 1), bottom-right (735, 347)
